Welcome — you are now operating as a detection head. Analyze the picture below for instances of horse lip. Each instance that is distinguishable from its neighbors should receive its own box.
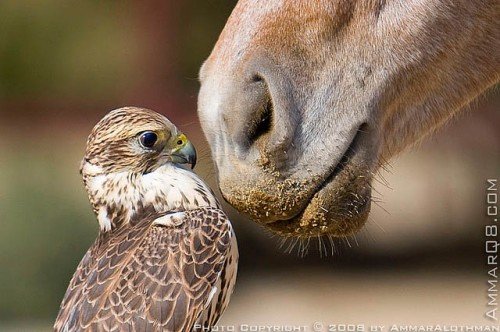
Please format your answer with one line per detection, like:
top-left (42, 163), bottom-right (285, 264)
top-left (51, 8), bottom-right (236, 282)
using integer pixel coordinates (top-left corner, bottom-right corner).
top-left (270, 123), bottom-right (367, 224)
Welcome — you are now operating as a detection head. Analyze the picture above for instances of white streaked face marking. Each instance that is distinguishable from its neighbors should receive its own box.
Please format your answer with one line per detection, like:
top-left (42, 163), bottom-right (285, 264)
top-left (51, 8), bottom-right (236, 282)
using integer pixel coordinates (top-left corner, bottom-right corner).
top-left (84, 162), bottom-right (219, 231)
top-left (80, 161), bottom-right (104, 176)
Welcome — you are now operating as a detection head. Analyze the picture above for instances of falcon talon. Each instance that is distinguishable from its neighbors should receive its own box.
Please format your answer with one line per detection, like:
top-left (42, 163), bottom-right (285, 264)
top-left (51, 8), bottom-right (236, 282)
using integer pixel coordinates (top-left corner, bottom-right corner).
top-left (54, 107), bottom-right (238, 331)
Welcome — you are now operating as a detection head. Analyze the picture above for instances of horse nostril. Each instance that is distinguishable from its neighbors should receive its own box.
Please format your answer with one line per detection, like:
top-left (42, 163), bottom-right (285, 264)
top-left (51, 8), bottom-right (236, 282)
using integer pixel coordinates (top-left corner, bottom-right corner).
top-left (251, 74), bottom-right (263, 82)
top-left (247, 98), bottom-right (273, 145)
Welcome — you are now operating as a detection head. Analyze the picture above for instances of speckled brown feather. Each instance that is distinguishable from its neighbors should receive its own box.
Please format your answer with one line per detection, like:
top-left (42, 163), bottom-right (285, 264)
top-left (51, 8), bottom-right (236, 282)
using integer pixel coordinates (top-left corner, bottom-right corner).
top-left (54, 207), bottom-right (233, 332)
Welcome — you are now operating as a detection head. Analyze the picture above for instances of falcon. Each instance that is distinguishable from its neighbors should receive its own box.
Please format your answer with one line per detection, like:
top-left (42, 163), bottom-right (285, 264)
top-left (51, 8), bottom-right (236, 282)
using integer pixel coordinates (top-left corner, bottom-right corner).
top-left (54, 107), bottom-right (238, 331)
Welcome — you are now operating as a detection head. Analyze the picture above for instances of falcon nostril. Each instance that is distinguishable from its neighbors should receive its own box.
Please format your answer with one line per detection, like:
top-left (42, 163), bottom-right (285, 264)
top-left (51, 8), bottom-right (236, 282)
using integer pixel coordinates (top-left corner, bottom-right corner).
top-left (247, 98), bottom-right (273, 146)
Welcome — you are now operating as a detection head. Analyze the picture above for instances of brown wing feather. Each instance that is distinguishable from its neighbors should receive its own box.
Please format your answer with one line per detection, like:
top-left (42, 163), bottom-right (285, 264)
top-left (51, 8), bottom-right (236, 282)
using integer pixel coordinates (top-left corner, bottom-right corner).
top-left (54, 207), bottom-right (232, 332)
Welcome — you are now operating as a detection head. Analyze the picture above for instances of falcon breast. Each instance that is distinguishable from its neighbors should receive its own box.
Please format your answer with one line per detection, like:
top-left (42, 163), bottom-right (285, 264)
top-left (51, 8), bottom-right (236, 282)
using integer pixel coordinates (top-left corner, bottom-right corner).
top-left (54, 107), bottom-right (238, 331)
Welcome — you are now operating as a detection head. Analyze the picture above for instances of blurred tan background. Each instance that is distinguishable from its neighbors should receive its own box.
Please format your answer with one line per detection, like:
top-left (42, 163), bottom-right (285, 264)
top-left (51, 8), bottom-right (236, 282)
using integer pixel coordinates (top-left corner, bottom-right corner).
top-left (0, 1), bottom-right (498, 330)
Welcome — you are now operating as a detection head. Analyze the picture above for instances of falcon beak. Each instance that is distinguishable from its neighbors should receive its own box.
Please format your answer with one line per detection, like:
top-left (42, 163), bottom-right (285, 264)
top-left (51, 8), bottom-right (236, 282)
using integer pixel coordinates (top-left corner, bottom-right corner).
top-left (171, 140), bottom-right (197, 169)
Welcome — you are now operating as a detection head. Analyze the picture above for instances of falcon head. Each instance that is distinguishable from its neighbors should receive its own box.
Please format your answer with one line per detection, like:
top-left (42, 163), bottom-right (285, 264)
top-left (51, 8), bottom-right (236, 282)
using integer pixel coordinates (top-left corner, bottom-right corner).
top-left (81, 107), bottom-right (196, 177)
top-left (80, 107), bottom-right (216, 232)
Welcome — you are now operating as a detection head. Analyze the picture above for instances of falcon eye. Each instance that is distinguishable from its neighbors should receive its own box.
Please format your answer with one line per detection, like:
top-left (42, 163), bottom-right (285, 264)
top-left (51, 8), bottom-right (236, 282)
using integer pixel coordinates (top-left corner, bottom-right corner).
top-left (177, 139), bottom-right (183, 145)
top-left (139, 131), bottom-right (158, 148)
